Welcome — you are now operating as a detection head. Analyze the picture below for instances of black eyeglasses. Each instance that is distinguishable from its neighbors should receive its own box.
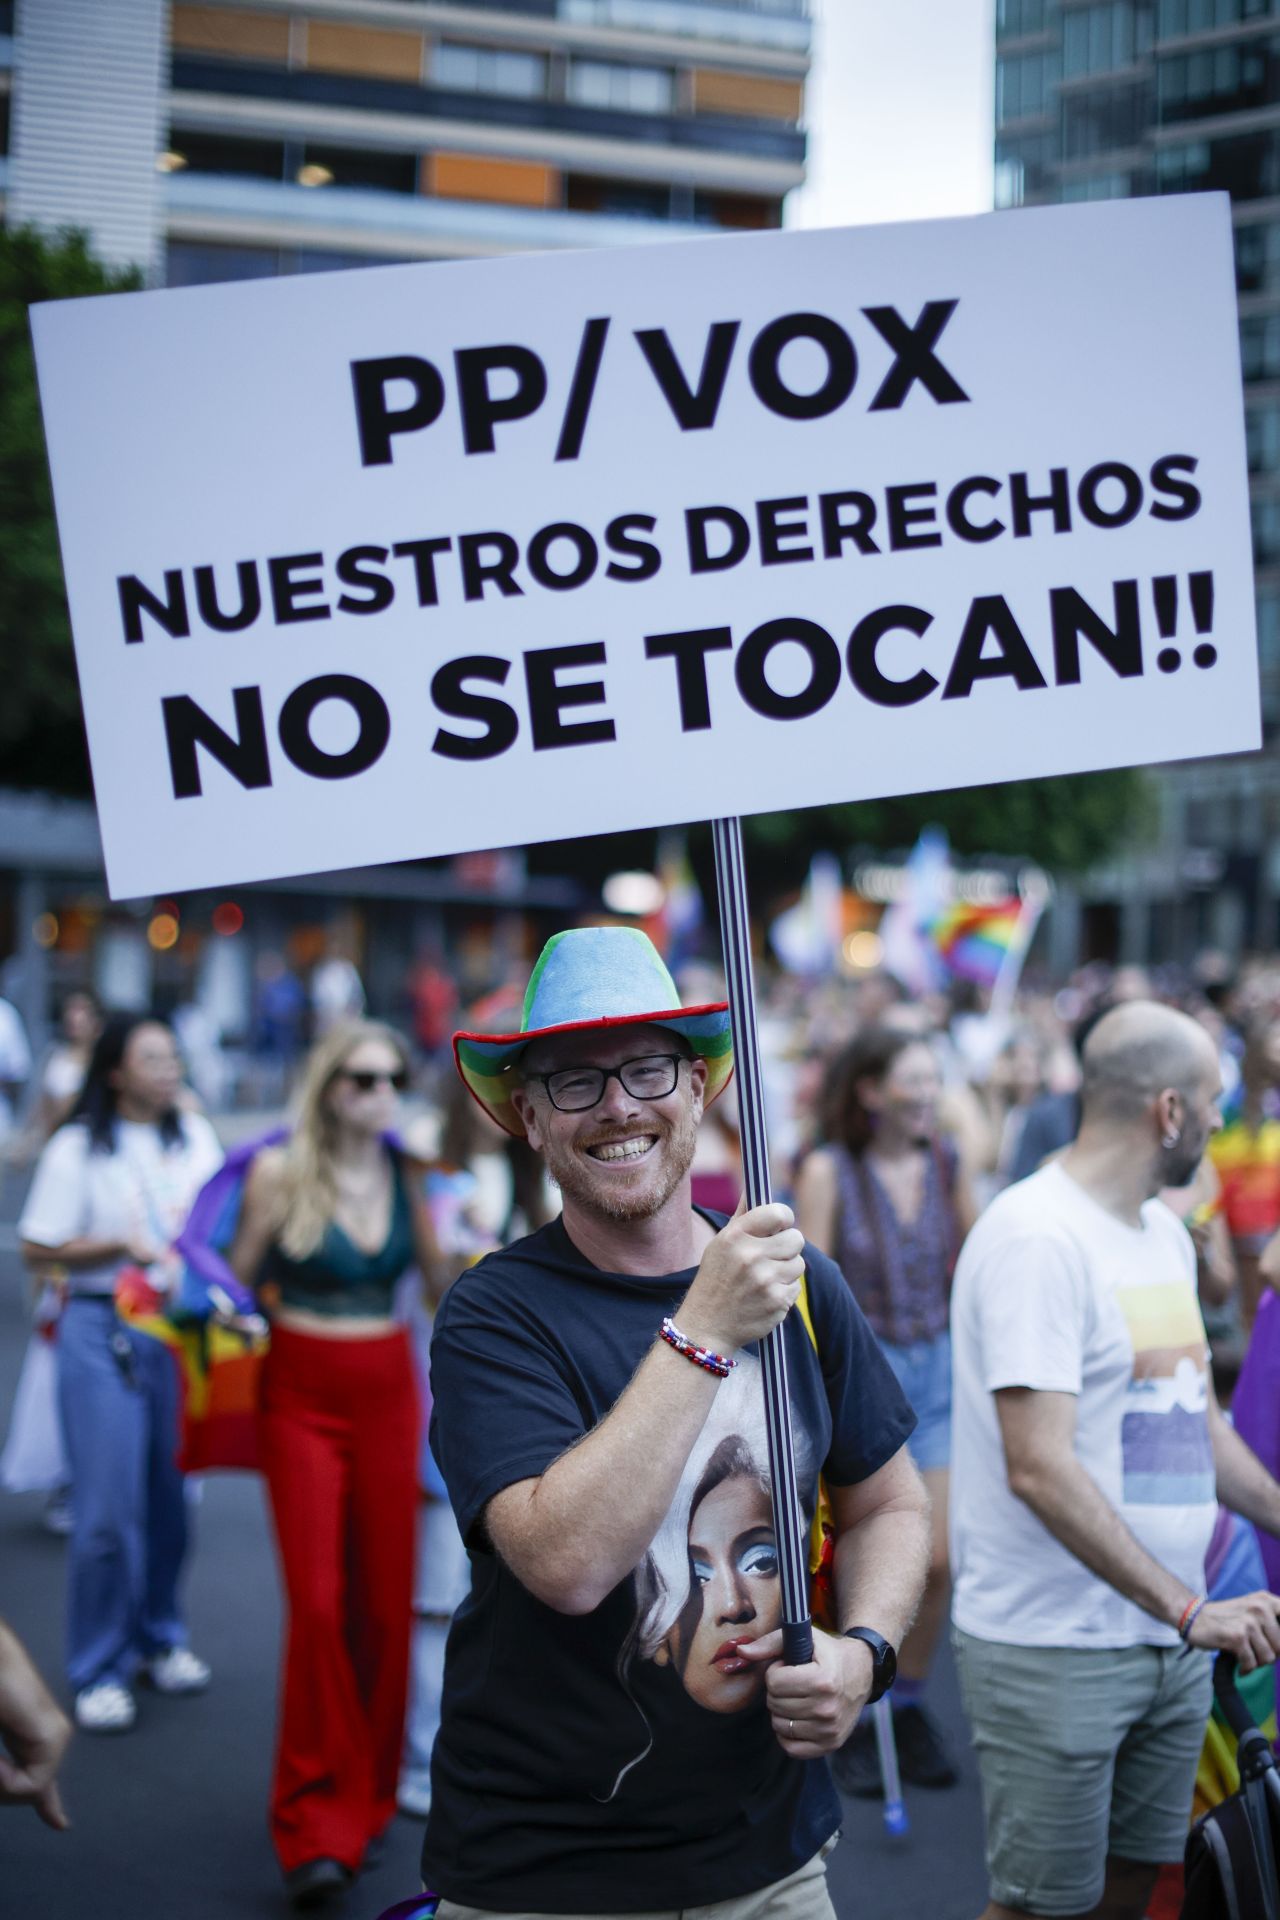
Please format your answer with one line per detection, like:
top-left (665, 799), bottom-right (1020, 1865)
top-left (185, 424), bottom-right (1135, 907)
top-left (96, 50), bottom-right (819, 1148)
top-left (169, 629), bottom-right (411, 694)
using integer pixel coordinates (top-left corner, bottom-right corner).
top-left (533, 1053), bottom-right (685, 1113)
top-left (337, 1067), bottom-right (409, 1093)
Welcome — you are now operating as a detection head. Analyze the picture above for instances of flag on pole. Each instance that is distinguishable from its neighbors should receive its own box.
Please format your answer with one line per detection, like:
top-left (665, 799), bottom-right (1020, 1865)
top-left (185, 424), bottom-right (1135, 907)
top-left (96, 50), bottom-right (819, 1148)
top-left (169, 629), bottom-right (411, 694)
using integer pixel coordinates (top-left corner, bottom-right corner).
top-left (926, 899), bottom-right (1026, 987)
top-left (875, 828), bottom-right (952, 995)
top-left (769, 852), bottom-right (845, 977)
top-left (655, 831), bottom-right (704, 970)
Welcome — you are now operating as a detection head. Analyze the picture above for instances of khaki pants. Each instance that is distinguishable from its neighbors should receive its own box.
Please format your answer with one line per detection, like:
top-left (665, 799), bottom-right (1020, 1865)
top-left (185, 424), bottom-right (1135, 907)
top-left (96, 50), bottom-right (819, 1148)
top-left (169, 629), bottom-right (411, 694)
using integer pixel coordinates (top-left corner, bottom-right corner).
top-left (437, 1837), bottom-right (839, 1920)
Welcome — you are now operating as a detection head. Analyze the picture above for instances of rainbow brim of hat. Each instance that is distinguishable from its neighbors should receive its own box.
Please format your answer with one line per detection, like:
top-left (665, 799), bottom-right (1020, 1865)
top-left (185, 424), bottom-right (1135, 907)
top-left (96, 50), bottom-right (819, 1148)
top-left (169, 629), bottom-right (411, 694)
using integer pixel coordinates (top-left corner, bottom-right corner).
top-left (454, 927), bottom-right (734, 1139)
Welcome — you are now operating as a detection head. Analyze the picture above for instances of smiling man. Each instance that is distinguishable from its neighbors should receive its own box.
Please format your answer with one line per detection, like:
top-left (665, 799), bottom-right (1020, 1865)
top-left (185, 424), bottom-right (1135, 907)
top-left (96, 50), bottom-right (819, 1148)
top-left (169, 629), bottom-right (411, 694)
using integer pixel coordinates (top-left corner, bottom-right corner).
top-left (422, 927), bottom-right (929, 1920)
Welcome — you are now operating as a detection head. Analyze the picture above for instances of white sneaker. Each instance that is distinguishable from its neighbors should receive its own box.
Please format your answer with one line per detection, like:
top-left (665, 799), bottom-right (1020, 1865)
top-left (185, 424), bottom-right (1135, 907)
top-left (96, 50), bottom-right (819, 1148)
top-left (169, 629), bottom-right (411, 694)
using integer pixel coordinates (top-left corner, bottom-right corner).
top-left (396, 1767), bottom-right (432, 1819)
top-left (43, 1490), bottom-right (74, 1536)
top-left (75, 1681), bottom-right (136, 1733)
top-left (144, 1647), bottom-right (211, 1695)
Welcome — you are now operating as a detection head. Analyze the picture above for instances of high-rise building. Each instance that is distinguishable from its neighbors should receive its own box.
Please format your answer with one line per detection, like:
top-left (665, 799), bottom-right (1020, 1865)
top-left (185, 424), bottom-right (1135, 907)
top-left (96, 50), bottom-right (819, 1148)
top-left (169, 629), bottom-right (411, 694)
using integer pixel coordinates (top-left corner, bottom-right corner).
top-left (995, 0), bottom-right (1280, 962)
top-left (1, 1), bottom-right (810, 286)
top-left (0, 0), bottom-right (810, 1041)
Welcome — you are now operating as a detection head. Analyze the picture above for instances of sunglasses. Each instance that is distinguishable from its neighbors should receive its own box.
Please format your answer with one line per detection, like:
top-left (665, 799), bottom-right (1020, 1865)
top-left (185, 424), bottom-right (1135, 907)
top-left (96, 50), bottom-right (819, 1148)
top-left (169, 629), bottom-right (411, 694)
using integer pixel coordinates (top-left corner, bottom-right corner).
top-left (337, 1067), bottom-right (409, 1093)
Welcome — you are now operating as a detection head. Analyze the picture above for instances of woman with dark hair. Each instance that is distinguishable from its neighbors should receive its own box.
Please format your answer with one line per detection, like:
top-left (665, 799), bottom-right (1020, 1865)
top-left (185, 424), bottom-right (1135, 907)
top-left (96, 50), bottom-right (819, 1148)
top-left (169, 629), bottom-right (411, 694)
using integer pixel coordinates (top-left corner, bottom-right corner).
top-left (17, 1013), bottom-right (223, 1734)
top-left (794, 1023), bottom-right (975, 1796)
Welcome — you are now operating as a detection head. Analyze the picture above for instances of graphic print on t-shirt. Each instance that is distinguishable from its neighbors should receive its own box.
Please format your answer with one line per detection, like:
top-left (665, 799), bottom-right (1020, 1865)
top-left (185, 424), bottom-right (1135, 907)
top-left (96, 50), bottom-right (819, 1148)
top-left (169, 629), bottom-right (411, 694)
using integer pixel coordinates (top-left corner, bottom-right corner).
top-left (1115, 1282), bottom-right (1213, 1507)
top-left (596, 1354), bottom-right (816, 1797)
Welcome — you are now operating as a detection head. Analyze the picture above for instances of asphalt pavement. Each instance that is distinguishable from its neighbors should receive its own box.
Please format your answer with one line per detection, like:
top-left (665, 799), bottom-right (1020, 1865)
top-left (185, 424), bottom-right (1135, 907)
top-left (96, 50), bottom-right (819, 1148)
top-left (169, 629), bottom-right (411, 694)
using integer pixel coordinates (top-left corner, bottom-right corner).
top-left (0, 1174), bottom-right (989, 1920)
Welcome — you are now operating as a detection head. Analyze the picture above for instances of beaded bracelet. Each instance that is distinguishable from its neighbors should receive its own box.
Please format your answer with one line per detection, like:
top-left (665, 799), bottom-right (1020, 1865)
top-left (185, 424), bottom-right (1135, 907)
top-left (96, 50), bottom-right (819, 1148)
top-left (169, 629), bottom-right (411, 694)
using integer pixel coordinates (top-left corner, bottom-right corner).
top-left (1177, 1593), bottom-right (1208, 1642)
top-left (658, 1316), bottom-right (736, 1379)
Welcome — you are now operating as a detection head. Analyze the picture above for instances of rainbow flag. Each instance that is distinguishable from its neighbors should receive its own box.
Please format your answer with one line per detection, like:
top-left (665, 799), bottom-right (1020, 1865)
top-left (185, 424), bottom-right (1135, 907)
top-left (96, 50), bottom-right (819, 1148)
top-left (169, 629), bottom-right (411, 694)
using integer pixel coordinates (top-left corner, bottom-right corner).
top-left (114, 1267), bottom-right (266, 1473)
top-left (926, 898), bottom-right (1026, 987)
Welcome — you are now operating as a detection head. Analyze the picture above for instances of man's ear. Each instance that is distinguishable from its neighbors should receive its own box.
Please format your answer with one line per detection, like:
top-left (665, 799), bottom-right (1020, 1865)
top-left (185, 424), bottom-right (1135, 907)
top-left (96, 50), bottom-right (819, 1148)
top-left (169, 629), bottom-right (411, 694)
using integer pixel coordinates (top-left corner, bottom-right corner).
top-left (689, 1055), bottom-right (707, 1120)
top-left (511, 1084), bottom-right (542, 1149)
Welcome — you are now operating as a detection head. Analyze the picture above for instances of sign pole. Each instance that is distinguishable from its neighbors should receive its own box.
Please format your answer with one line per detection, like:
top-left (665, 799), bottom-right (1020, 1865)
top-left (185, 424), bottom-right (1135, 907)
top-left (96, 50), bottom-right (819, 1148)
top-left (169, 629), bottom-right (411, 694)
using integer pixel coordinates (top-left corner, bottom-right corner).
top-left (711, 816), bottom-right (813, 1666)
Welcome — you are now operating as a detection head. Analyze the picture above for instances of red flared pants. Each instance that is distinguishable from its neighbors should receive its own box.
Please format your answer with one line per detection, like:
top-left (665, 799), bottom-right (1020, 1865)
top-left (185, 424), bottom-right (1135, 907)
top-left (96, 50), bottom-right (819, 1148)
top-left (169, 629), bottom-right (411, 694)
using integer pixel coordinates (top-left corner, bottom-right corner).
top-left (259, 1324), bottom-right (419, 1873)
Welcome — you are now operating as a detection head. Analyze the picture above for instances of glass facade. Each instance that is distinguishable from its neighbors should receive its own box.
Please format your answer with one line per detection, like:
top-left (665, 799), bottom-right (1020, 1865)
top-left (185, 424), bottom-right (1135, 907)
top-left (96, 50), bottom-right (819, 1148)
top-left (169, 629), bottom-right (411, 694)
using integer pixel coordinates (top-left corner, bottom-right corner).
top-left (995, 0), bottom-right (1280, 958)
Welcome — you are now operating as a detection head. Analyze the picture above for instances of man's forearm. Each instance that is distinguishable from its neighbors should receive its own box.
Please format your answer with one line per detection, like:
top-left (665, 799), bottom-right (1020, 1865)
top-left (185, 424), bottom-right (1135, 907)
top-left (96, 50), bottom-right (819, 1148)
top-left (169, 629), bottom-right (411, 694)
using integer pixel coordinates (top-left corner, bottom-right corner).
top-left (489, 1340), bottom-right (725, 1613)
top-left (21, 1237), bottom-right (127, 1271)
top-left (1011, 1454), bottom-right (1191, 1626)
top-left (833, 1497), bottom-right (930, 1648)
top-left (1212, 1416), bottom-right (1280, 1539)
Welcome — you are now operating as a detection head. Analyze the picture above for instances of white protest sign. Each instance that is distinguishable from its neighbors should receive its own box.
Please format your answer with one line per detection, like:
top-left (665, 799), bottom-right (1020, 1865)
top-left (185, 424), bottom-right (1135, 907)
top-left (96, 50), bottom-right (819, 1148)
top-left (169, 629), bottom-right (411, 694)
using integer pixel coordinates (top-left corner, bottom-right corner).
top-left (32, 193), bottom-right (1256, 899)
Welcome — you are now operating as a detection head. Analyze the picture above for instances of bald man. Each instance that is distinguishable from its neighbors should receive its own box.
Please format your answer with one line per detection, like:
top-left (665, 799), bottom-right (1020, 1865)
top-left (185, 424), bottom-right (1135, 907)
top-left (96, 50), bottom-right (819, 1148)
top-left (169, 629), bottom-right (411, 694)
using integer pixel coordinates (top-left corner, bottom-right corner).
top-left (950, 1002), bottom-right (1280, 1920)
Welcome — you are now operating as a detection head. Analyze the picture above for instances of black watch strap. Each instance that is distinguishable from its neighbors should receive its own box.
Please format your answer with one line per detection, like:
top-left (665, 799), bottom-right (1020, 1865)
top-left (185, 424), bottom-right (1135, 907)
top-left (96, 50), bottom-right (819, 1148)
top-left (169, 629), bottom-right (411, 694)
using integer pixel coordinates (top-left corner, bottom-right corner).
top-left (842, 1627), bottom-right (897, 1704)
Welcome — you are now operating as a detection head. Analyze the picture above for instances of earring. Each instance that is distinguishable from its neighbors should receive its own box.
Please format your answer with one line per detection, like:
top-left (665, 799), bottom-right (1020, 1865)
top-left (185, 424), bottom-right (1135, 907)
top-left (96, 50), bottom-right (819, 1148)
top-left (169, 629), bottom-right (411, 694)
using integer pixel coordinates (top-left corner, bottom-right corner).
top-left (1162, 1128), bottom-right (1181, 1150)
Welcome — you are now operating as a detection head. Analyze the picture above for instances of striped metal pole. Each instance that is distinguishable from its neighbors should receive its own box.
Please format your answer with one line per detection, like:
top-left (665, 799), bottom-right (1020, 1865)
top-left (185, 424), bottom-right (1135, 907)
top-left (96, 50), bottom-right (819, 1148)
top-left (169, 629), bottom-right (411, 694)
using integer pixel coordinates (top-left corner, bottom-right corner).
top-left (711, 816), bottom-right (813, 1667)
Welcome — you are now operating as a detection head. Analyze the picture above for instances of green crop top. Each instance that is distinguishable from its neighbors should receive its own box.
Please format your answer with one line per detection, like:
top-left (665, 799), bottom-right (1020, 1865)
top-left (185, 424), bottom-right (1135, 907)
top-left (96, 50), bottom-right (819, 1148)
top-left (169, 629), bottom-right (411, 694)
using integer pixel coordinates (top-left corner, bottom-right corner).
top-left (266, 1157), bottom-right (415, 1318)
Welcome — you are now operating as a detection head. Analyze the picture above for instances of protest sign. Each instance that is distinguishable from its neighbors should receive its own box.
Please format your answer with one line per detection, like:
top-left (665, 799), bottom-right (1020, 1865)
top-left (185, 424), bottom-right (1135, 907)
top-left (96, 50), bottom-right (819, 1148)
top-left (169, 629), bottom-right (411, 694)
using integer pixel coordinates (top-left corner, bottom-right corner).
top-left (31, 192), bottom-right (1256, 898)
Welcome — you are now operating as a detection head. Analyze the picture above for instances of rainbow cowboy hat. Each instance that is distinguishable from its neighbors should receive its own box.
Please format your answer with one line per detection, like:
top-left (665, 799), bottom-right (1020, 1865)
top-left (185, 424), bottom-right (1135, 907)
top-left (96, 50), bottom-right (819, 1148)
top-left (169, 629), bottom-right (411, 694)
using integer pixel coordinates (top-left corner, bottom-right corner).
top-left (454, 927), bottom-right (734, 1139)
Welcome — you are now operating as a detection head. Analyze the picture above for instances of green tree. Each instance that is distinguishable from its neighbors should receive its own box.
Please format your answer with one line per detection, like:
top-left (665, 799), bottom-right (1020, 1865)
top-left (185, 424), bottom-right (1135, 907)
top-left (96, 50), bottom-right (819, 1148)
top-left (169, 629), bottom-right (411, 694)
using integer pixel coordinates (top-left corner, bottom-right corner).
top-left (526, 768), bottom-right (1153, 905)
top-left (742, 768), bottom-right (1155, 881)
top-left (0, 225), bottom-right (141, 795)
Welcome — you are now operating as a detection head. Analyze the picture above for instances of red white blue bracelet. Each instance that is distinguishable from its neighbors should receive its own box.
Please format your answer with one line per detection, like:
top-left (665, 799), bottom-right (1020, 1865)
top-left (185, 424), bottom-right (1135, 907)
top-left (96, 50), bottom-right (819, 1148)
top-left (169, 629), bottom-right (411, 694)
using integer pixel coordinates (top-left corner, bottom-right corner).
top-left (658, 1317), bottom-right (736, 1378)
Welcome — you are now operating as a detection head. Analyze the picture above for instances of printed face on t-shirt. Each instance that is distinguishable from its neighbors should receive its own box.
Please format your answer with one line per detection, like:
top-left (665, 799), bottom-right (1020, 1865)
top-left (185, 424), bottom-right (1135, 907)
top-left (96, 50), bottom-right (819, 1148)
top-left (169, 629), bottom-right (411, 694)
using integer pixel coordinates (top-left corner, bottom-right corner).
top-left (657, 1468), bottom-right (781, 1714)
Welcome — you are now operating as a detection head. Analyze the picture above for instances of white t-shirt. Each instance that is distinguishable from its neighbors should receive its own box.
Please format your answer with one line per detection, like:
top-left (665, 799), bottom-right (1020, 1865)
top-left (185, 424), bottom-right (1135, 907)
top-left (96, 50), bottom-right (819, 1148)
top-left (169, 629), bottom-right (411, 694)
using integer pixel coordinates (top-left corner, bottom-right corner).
top-left (950, 1160), bottom-right (1216, 1649)
top-left (0, 996), bottom-right (32, 1136)
top-left (19, 1115), bottom-right (223, 1298)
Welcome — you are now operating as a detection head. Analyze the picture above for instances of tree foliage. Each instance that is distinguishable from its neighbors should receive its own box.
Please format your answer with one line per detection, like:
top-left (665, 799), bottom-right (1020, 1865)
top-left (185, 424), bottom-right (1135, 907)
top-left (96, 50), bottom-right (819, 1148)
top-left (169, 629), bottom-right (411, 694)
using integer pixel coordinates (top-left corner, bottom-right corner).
top-left (0, 226), bottom-right (141, 795)
top-left (740, 768), bottom-right (1155, 880)
top-left (527, 768), bottom-right (1153, 904)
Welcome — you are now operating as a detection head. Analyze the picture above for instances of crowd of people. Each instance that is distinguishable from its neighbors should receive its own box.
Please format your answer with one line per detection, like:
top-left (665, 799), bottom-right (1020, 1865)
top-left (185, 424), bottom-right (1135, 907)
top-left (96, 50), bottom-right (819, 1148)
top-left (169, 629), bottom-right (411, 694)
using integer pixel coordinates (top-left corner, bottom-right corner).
top-left (4, 932), bottom-right (1280, 1920)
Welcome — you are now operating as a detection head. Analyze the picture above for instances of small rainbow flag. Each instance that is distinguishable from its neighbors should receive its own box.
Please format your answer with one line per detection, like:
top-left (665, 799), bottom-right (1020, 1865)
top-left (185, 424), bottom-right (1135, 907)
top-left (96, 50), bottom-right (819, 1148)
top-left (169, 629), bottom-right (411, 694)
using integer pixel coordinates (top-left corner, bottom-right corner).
top-left (114, 1267), bottom-right (266, 1473)
top-left (926, 898), bottom-right (1026, 987)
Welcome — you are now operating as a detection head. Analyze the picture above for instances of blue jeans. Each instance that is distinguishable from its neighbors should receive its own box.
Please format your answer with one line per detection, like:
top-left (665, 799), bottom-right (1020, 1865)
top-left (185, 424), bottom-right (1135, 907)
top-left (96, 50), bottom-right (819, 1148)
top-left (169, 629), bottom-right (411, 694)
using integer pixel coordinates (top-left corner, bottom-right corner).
top-left (58, 1298), bottom-right (190, 1691)
top-left (878, 1330), bottom-right (952, 1473)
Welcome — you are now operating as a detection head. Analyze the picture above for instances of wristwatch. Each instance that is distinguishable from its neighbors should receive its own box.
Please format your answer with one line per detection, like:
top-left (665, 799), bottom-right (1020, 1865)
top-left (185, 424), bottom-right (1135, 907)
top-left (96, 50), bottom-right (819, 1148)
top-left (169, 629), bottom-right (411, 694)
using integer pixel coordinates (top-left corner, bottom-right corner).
top-left (842, 1628), bottom-right (897, 1704)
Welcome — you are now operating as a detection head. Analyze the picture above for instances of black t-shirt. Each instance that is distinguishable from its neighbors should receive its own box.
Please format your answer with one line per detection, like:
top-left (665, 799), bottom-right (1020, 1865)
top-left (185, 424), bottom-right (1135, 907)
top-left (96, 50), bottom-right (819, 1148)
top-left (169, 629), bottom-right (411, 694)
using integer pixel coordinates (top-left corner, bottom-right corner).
top-left (422, 1210), bottom-right (916, 1912)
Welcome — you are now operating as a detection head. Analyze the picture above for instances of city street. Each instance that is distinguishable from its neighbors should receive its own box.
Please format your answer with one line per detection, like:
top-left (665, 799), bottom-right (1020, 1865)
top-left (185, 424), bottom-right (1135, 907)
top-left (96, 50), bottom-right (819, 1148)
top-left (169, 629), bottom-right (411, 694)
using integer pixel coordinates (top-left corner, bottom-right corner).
top-left (0, 1197), bottom-right (989, 1920)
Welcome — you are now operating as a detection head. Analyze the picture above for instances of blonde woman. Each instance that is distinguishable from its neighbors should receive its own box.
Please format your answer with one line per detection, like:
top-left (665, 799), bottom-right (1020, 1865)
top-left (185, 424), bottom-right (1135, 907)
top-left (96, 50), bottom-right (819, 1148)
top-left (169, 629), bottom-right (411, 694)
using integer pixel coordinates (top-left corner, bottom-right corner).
top-left (230, 1021), bottom-right (440, 1911)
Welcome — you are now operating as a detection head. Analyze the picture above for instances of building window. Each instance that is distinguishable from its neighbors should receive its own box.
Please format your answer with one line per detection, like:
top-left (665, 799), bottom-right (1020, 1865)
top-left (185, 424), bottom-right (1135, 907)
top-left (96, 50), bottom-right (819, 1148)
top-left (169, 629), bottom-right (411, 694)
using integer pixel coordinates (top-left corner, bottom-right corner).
top-left (996, 127), bottom-right (1057, 204)
top-left (567, 61), bottom-right (675, 114)
top-left (167, 131), bottom-right (287, 181)
top-left (691, 190), bottom-right (778, 229)
top-left (1247, 401), bottom-right (1280, 476)
top-left (565, 175), bottom-right (673, 219)
top-left (167, 240), bottom-right (283, 285)
top-left (998, 0), bottom-right (1047, 36)
top-left (1063, 83), bottom-right (1150, 158)
top-left (1159, 0), bottom-right (1274, 34)
top-left (997, 47), bottom-right (1062, 122)
top-left (432, 42), bottom-right (547, 98)
top-left (297, 145), bottom-right (418, 194)
top-left (1157, 129), bottom-right (1280, 199)
top-left (1159, 36), bottom-right (1278, 122)
top-left (1242, 313), bottom-right (1280, 382)
top-left (1062, 169), bottom-right (1135, 199)
top-left (1064, 5), bottom-right (1151, 80)
top-left (1237, 221), bottom-right (1280, 294)
top-left (1254, 495), bottom-right (1280, 566)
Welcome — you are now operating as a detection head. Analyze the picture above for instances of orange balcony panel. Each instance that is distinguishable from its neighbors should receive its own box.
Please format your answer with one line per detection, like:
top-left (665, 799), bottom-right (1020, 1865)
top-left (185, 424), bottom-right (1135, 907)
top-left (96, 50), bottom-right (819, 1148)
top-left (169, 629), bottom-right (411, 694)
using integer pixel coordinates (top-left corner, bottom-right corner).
top-left (171, 4), bottom-right (290, 61)
top-left (303, 21), bottom-right (424, 83)
top-left (427, 152), bottom-right (558, 209)
top-left (692, 70), bottom-right (804, 122)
